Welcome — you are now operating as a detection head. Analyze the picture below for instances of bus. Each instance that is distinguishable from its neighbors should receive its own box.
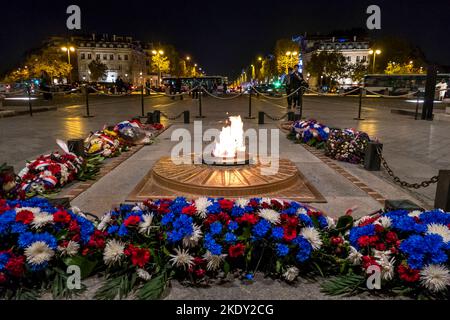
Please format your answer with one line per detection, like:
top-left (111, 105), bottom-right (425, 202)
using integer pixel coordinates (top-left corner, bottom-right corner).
top-left (363, 74), bottom-right (450, 96)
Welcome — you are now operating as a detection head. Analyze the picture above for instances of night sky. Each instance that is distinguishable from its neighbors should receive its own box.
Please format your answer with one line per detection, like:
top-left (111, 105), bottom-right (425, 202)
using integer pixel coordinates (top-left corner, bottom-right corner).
top-left (1, 0), bottom-right (449, 78)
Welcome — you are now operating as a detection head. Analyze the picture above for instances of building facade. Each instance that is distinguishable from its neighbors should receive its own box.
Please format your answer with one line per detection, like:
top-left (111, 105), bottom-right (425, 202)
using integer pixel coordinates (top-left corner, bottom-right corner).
top-left (76, 34), bottom-right (147, 85)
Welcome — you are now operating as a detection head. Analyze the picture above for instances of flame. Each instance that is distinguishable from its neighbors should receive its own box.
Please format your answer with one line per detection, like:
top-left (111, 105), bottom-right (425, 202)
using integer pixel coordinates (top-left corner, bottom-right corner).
top-left (213, 116), bottom-right (246, 158)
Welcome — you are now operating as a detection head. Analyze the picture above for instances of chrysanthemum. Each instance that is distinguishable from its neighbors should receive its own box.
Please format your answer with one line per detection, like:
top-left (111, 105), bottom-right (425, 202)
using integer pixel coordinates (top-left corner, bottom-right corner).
top-left (283, 266), bottom-right (299, 282)
top-left (24, 241), bottom-right (55, 266)
top-left (374, 253), bottom-right (395, 281)
top-left (58, 241), bottom-right (80, 257)
top-left (139, 214), bottom-right (154, 235)
top-left (300, 227), bottom-right (322, 250)
top-left (31, 212), bottom-right (54, 229)
top-left (235, 198), bottom-right (249, 208)
top-left (203, 251), bottom-right (227, 271)
top-left (194, 197), bottom-right (212, 219)
top-left (97, 213), bottom-right (112, 231)
top-left (103, 239), bottom-right (125, 266)
top-left (374, 216), bottom-right (392, 229)
top-left (257, 208), bottom-right (280, 224)
top-left (408, 210), bottom-right (422, 218)
top-left (169, 247), bottom-right (195, 270)
top-left (420, 265), bottom-right (450, 292)
top-left (426, 223), bottom-right (450, 243)
top-left (325, 216), bottom-right (336, 229)
top-left (183, 224), bottom-right (203, 248)
top-left (137, 268), bottom-right (152, 281)
top-left (347, 246), bottom-right (362, 265)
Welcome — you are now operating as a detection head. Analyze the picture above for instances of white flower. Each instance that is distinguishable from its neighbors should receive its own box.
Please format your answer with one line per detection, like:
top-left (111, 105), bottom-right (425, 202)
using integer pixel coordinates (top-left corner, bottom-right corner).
top-left (426, 223), bottom-right (450, 243)
top-left (347, 246), bottom-right (363, 265)
top-left (183, 224), bottom-right (203, 248)
top-left (373, 251), bottom-right (395, 281)
top-left (137, 269), bottom-right (152, 281)
top-left (103, 239), bottom-right (125, 266)
top-left (169, 247), bottom-right (195, 270)
top-left (24, 241), bottom-right (55, 266)
top-left (58, 241), bottom-right (80, 257)
top-left (97, 213), bottom-right (112, 231)
top-left (31, 212), bottom-right (54, 229)
top-left (408, 210), bottom-right (422, 218)
top-left (203, 251), bottom-right (227, 271)
top-left (70, 206), bottom-right (87, 218)
top-left (297, 207), bottom-right (308, 215)
top-left (355, 215), bottom-right (372, 226)
top-left (420, 265), bottom-right (450, 292)
top-left (261, 197), bottom-right (271, 204)
top-left (139, 214), bottom-right (155, 235)
top-left (283, 266), bottom-right (299, 282)
top-left (257, 208), bottom-right (280, 224)
top-left (325, 216), bottom-right (336, 229)
top-left (300, 227), bottom-right (323, 250)
top-left (235, 198), bottom-right (249, 208)
top-left (374, 216), bottom-right (392, 229)
top-left (194, 197), bottom-right (212, 219)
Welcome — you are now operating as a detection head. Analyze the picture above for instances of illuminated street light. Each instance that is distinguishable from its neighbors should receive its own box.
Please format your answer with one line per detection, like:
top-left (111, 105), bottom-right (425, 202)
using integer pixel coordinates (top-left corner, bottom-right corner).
top-left (368, 49), bottom-right (382, 73)
top-left (152, 49), bottom-right (165, 86)
top-left (61, 46), bottom-right (75, 82)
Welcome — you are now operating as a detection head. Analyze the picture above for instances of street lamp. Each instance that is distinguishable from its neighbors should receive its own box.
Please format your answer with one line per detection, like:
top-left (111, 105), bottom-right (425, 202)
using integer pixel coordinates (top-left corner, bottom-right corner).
top-left (285, 51), bottom-right (298, 73)
top-left (368, 49), bottom-right (381, 73)
top-left (152, 49), bottom-right (165, 86)
top-left (61, 46), bottom-right (75, 83)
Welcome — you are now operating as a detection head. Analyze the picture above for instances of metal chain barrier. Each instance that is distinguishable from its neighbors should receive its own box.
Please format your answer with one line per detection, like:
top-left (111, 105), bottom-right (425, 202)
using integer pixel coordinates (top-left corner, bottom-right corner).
top-left (160, 110), bottom-right (185, 120)
top-left (250, 85), bottom-right (304, 100)
top-left (88, 86), bottom-right (134, 97)
top-left (263, 112), bottom-right (289, 121)
top-left (376, 146), bottom-right (439, 189)
top-left (200, 87), bottom-right (244, 100)
top-left (149, 85), bottom-right (200, 98)
top-left (364, 88), bottom-right (420, 98)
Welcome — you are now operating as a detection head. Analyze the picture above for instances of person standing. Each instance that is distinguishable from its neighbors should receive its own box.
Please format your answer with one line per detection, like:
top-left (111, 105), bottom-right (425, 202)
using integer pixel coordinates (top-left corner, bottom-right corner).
top-left (283, 67), bottom-right (293, 109)
top-left (290, 65), bottom-right (308, 114)
top-left (436, 79), bottom-right (448, 101)
top-left (145, 79), bottom-right (151, 95)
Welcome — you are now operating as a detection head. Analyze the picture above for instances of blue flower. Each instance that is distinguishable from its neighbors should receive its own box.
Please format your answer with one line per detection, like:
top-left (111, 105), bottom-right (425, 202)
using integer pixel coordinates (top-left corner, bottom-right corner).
top-left (294, 236), bottom-right (312, 262)
top-left (349, 224), bottom-right (375, 249)
top-left (245, 273), bottom-right (254, 281)
top-left (228, 221), bottom-right (239, 231)
top-left (387, 214), bottom-right (426, 234)
top-left (11, 222), bottom-right (28, 234)
top-left (207, 202), bottom-right (221, 214)
top-left (17, 232), bottom-right (57, 249)
top-left (107, 225), bottom-right (119, 235)
top-left (0, 252), bottom-right (10, 271)
top-left (419, 210), bottom-right (450, 226)
top-left (271, 227), bottom-right (284, 240)
top-left (317, 215), bottom-right (328, 229)
top-left (400, 234), bottom-right (448, 269)
top-left (252, 220), bottom-right (271, 238)
top-left (231, 207), bottom-right (245, 217)
top-left (298, 214), bottom-right (313, 227)
top-left (210, 221), bottom-right (223, 235)
top-left (0, 210), bottom-right (16, 235)
top-left (224, 232), bottom-right (237, 243)
top-left (118, 224), bottom-right (129, 237)
top-left (161, 212), bottom-right (175, 226)
top-left (204, 233), bottom-right (223, 255)
top-left (275, 243), bottom-right (289, 257)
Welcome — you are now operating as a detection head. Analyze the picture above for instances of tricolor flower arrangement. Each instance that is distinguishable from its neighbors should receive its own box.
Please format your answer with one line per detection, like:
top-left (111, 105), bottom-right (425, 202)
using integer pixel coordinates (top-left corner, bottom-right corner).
top-left (84, 127), bottom-right (124, 158)
top-left (289, 120), bottom-right (330, 148)
top-left (325, 128), bottom-right (371, 164)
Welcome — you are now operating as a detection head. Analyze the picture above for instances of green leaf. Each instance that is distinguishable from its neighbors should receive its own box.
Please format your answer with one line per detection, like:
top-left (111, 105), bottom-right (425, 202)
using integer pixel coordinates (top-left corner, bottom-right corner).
top-left (336, 215), bottom-right (354, 233)
top-left (321, 274), bottom-right (366, 296)
top-left (137, 271), bottom-right (168, 300)
top-left (275, 260), bottom-right (282, 274)
top-left (223, 261), bottom-right (230, 276)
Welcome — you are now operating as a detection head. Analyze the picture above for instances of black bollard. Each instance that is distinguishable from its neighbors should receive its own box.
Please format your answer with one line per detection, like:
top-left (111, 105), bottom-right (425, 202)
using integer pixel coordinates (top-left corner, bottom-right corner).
top-left (67, 139), bottom-right (85, 157)
top-left (258, 111), bottom-right (265, 125)
top-left (354, 87), bottom-right (365, 120)
top-left (196, 88), bottom-right (205, 118)
top-left (153, 110), bottom-right (161, 123)
top-left (84, 85), bottom-right (92, 118)
top-left (141, 85), bottom-right (145, 117)
top-left (245, 88), bottom-right (255, 119)
top-left (146, 112), bottom-right (154, 124)
top-left (183, 110), bottom-right (190, 124)
top-left (422, 65), bottom-right (437, 121)
top-left (364, 141), bottom-right (383, 171)
top-left (434, 170), bottom-right (450, 211)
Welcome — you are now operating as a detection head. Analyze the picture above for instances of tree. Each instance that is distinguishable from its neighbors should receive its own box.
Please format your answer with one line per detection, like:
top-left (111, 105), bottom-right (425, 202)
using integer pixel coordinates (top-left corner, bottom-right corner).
top-left (384, 61), bottom-right (425, 75)
top-left (25, 47), bottom-right (72, 80)
top-left (274, 39), bottom-right (299, 75)
top-left (348, 61), bottom-right (368, 84)
top-left (305, 51), bottom-right (348, 86)
top-left (151, 54), bottom-right (170, 74)
top-left (88, 59), bottom-right (108, 82)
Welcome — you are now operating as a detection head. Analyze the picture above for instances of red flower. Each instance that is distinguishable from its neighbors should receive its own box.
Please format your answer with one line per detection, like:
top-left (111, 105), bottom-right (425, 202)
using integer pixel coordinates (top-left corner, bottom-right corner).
top-left (15, 210), bottom-right (34, 224)
top-left (375, 243), bottom-right (386, 251)
top-left (125, 245), bottom-right (151, 268)
top-left (248, 199), bottom-right (259, 208)
top-left (374, 224), bottom-right (384, 233)
top-left (204, 214), bottom-right (219, 227)
top-left (283, 226), bottom-right (297, 242)
top-left (218, 199), bottom-right (234, 211)
top-left (68, 220), bottom-right (80, 233)
top-left (361, 255), bottom-right (379, 269)
top-left (218, 212), bottom-right (231, 224)
top-left (398, 265), bottom-right (420, 282)
top-left (286, 216), bottom-right (298, 228)
top-left (124, 215), bottom-right (141, 227)
top-left (195, 269), bottom-right (206, 278)
top-left (385, 231), bottom-right (398, 244)
top-left (228, 243), bottom-right (246, 258)
top-left (5, 255), bottom-right (25, 277)
top-left (236, 213), bottom-right (259, 225)
top-left (358, 217), bottom-right (377, 227)
top-left (194, 257), bottom-right (205, 265)
top-left (182, 206), bottom-right (196, 216)
top-left (87, 230), bottom-right (106, 249)
top-left (158, 203), bottom-right (170, 215)
top-left (261, 202), bottom-right (270, 209)
top-left (270, 199), bottom-right (283, 211)
top-left (368, 235), bottom-right (379, 246)
top-left (357, 235), bottom-right (371, 247)
top-left (53, 210), bottom-right (71, 224)
top-left (330, 236), bottom-right (343, 246)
